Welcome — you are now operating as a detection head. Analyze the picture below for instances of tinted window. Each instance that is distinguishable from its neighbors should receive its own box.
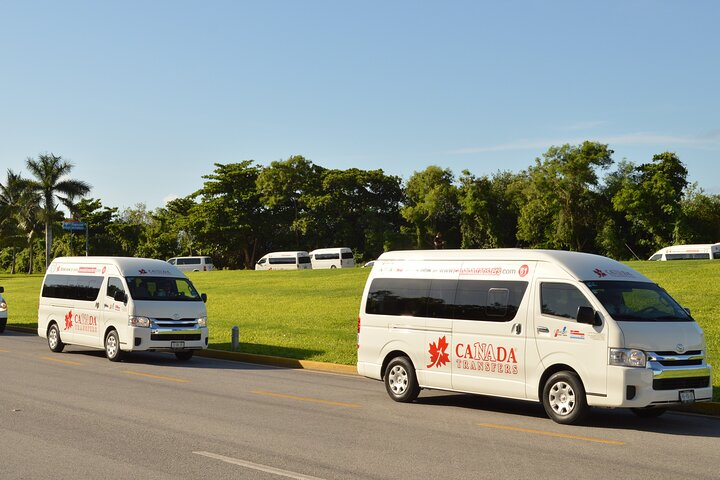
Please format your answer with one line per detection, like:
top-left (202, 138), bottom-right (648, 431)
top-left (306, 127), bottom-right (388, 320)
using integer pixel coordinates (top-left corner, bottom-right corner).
top-left (178, 258), bottom-right (202, 265)
top-left (315, 253), bottom-right (340, 260)
top-left (341, 251), bottom-right (354, 259)
top-left (269, 257), bottom-right (297, 265)
top-left (203, 257), bottom-right (213, 264)
top-left (585, 280), bottom-right (693, 322)
top-left (298, 256), bottom-right (311, 264)
top-left (42, 274), bottom-right (104, 301)
top-left (366, 278), bottom-right (527, 322)
top-left (126, 276), bottom-right (202, 301)
top-left (541, 283), bottom-right (592, 319)
top-left (106, 277), bottom-right (126, 299)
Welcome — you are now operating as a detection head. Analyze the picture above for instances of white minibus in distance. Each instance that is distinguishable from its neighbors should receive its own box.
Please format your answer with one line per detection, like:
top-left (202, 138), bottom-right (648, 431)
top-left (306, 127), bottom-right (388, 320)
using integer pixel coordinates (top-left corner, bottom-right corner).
top-left (648, 243), bottom-right (720, 261)
top-left (167, 256), bottom-right (215, 271)
top-left (309, 247), bottom-right (355, 269)
top-left (38, 257), bottom-right (209, 362)
top-left (357, 249), bottom-right (712, 424)
top-left (255, 251), bottom-right (312, 270)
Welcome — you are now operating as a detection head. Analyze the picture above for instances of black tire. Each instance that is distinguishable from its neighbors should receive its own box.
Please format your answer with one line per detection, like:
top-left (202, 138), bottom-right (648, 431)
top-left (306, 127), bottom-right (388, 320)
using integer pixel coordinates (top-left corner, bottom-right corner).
top-left (384, 356), bottom-right (420, 403)
top-left (631, 407), bottom-right (667, 418)
top-left (542, 371), bottom-right (588, 424)
top-left (47, 323), bottom-right (65, 352)
top-left (0, 320), bottom-right (6, 334)
top-left (330, 265), bottom-right (337, 269)
top-left (175, 350), bottom-right (194, 361)
top-left (105, 330), bottom-right (123, 362)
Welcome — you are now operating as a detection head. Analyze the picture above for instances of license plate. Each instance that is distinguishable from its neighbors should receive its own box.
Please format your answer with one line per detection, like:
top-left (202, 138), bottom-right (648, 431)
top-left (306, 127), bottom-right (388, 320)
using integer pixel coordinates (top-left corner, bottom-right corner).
top-left (679, 390), bottom-right (695, 405)
top-left (171, 341), bottom-right (185, 349)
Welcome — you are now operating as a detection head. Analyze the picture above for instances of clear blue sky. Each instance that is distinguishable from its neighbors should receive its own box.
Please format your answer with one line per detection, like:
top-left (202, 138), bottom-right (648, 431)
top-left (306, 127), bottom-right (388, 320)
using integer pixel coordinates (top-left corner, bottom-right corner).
top-left (2, 1), bottom-right (719, 211)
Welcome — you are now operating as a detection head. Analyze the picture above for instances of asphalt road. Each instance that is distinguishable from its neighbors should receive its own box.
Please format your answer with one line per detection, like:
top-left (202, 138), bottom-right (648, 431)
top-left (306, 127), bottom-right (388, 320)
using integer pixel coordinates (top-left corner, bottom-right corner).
top-left (1, 331), bottom-right (719, 480)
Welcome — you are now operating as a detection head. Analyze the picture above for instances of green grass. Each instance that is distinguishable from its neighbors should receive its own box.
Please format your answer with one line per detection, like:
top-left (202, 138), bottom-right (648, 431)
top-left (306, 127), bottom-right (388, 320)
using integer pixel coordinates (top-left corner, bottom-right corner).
top-left (2, 261), bottom-right (718, 398)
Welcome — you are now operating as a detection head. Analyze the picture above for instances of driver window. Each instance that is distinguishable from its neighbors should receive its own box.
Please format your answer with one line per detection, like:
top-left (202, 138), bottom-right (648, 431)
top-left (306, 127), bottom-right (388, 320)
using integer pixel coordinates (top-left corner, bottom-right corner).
top-left (107, 277), bottom-right (126, 299)
top-left (541, 283), bottom-right (591, 320)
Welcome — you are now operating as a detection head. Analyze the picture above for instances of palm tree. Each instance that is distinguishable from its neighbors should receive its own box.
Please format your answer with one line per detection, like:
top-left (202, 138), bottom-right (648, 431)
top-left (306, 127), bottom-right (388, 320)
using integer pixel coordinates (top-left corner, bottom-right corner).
top-left (0, 169), bottom-right (31, 273)
top-left (25, 154), bottom-right (91, 270)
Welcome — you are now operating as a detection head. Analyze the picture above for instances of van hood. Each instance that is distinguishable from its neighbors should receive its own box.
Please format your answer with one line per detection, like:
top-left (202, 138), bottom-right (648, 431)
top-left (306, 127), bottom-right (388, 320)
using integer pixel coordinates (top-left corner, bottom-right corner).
top-left (131, 300), bottom-right (207, 319)
top-left (617, 321), bottom-right (705, 353)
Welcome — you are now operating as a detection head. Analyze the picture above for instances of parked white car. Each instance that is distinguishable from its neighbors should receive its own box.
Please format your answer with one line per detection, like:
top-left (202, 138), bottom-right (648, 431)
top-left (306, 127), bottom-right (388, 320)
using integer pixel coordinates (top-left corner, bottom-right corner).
top-left (0, 286), bottom-right (7, 333)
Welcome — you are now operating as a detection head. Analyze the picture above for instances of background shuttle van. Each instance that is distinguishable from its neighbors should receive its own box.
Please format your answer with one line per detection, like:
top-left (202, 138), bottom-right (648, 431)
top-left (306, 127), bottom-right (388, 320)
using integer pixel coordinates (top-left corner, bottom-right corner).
top-left (309, 247), bottom-right (355, 269)
top-left (648, 243), bottom-right (720, 260)
top-left (38, 256), bottom-right (209, 361)
top-left (167, 256), bottom-right (215, 271)
top-left (255, 251), bottom-right (312, 270)
top-left (357, 249), bottom-right (712, 424)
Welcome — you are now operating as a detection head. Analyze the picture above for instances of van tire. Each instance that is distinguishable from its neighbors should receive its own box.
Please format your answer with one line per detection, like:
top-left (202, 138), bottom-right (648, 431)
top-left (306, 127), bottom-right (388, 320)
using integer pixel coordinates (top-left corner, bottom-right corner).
top-left (175, 351), bottom-right (194, 361)
top-left (47, 323), bottom-right (65, 353)
top-left (542, 371), bottom-right (588, 424)
top-left (384, 356), bottom-right (420, 403)
top-left (105, 330), bottom-right (123, 362)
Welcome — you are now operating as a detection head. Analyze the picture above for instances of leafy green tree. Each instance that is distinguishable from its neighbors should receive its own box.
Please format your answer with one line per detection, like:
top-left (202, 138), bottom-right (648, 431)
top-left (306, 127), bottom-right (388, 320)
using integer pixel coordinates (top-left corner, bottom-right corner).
top-left (596, 161), bottom-right (639, 259)
top-left (612, 151), bottom-right (688, 255)
top-left (401, 166), bottom-right (459, 249)
top-left (458, 170), bottom-right (522, 248)
top-left (516, 142), bottom-right (614, 251)
top-left (0, 169), bottom-right (42, 273)
top-left (25, 154), bottom-right (91, 269)
top-left (678, 184), bottom-right (720, 244)
top-left (192, 161), bottom-right (265, 269)
top-left (256, 155), bottom-right (325, 249)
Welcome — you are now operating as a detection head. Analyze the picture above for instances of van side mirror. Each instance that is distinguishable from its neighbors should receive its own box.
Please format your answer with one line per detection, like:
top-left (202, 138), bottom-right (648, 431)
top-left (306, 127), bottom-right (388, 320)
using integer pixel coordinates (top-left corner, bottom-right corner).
top-left (114, 291), bottom-right (128, 304)
top-left (577, 306), bottom-right (600, 326)
top-left (201, 293), bottom-right (207, 303)
top-left (0, 286), bottom-right (4, 293)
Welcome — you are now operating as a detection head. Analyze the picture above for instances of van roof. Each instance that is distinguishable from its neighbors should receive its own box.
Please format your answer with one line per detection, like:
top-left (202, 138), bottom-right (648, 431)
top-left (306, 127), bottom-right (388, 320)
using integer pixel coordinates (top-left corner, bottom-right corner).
top-left (48, 256), bottom-right (183, 277)
top-left (376, 249), bottom-right (652, 283)
top-left (309, 247), bottom-right (351, 254)
top-left (652, 243), bottom-right (720, 255)
top-left (262, 251), bottom-right (309, 257)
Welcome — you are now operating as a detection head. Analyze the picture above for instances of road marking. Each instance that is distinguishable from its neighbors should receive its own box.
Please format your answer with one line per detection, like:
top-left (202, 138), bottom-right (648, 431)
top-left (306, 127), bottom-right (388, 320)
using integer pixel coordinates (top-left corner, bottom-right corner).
top-left (0, 348), bottom-right (9, 352)
top-left (193, 451), bottom-right (326, 480)
top-left (478, 423), bottom-right (625, 445)
top-left (41, 356), bottom-right (83, 366)
top-left (252, 390), bottom-right (361, 409)
top-left (123, 371), bottom-right (190, 383)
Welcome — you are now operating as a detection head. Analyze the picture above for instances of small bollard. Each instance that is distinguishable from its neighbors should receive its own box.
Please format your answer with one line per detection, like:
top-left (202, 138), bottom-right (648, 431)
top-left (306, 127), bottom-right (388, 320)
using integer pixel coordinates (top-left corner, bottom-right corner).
top-left (231, 325), bottom-right (240, 351)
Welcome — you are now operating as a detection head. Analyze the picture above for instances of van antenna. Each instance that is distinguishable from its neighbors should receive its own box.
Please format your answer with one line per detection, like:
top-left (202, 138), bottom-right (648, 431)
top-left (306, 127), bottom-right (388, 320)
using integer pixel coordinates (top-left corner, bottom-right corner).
top-left (625, 243), bottom-right (641, 261)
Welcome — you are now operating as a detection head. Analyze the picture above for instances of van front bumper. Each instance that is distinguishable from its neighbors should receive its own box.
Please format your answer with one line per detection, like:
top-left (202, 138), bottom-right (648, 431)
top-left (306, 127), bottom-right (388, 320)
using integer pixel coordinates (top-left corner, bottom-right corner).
top-left (129, 326), bottom-right (209, 351)
top-left (597, 363), bottom-right (713, 408)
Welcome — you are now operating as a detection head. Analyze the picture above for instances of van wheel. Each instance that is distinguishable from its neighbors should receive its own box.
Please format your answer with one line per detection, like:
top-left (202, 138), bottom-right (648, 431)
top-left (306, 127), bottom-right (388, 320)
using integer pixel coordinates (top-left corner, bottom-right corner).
top-left (631, 407), bottom-right (667, 418)
top-left (384, 356), bottom-right (420, 402)
top-left (105, 330), bottom-right (123, 362)
top-left (47, 323), bottom-right (65, 352)
top-left (175, 351), bottom-right (194, 361)
top-left (542, 371), bottom-right (588, 424)
top-left (330, 265), bottom-right (337, 269)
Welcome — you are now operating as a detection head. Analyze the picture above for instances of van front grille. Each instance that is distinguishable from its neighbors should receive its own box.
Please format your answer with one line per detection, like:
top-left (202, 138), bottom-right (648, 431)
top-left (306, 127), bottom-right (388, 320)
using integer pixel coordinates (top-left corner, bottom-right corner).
top-left (653, 377), bottom-right (710, 391)
top-left (151, 334), bottom-right (201, 341)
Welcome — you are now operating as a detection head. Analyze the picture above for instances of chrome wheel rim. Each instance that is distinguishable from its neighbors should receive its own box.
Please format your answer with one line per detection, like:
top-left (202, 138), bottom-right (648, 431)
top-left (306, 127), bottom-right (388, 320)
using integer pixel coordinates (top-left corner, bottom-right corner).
top-left (549, 381), bottom-right (576, 416)
top-left (388, 365), bottom-right (409, 396)
top-left (48, 327), bottom-right (58, 349)
top-left (106, 333), bottom-right (118, 358)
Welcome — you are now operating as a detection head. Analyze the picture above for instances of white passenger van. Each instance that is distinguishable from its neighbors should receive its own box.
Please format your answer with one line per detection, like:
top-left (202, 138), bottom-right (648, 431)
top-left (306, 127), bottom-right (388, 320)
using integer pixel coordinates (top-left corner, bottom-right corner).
top-left (648, 243), bottom-right (720, 261)
top-left (357, 249), bottom-right (712, 424)
top-left (167, 256), bottom-right (215, 271)
top-left (255, 251), bottom-right (312, 270)
top-left (38, 257), bottom-right (209, 362)
top-left (309, 247), bottom-right (355, 269)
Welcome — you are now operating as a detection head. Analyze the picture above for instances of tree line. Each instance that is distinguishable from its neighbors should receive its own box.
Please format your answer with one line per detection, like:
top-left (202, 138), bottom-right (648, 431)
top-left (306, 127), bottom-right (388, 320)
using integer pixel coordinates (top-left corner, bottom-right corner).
top-left (2, 142), bottom-right (719, 272)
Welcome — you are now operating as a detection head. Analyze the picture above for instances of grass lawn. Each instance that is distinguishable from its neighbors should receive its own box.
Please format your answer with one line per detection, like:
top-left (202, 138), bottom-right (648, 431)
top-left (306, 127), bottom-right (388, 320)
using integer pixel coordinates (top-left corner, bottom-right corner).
top-left (2, 260), bottom-right (718, 398)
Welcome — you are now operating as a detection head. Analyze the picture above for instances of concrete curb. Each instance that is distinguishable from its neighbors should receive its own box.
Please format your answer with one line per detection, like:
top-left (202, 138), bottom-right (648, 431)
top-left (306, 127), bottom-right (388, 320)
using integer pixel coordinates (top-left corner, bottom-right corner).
top-left (6, 325), bottom-right (718, 415)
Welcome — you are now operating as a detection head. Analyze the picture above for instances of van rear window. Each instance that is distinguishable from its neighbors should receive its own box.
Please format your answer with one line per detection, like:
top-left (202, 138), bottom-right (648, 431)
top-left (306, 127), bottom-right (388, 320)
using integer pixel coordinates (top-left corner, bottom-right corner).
top-left (366, 278), bottom-right (527, 322)
top-left (42, 274), bottom-right (104, 301)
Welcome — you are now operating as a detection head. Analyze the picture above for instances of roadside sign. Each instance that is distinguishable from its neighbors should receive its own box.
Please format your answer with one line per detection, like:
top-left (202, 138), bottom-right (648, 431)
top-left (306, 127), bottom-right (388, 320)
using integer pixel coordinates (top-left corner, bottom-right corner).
top-left (62, 221), bottom-right (87, 231)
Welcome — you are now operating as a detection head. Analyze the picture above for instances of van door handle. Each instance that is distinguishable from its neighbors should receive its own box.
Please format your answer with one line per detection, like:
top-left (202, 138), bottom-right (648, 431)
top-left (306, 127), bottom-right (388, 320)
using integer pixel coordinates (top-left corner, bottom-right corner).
top-left (537, 326), bottom-right (549, 334)
top-left (512, 323), bottom-right (522, 335)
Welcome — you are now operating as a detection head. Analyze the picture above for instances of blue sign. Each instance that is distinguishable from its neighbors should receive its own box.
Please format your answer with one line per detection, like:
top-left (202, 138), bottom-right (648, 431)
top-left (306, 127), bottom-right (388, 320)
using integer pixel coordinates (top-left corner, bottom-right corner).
top-left (62, 221), bottom-right (87, 231)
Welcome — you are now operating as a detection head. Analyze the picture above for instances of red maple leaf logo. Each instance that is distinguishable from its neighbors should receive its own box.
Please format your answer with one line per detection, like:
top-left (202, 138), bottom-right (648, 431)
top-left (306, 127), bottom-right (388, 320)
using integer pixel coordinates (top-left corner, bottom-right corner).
top-left (427, 336), bottom-right (450, 368)
top-left (64, 310), bottom-right (73, 330)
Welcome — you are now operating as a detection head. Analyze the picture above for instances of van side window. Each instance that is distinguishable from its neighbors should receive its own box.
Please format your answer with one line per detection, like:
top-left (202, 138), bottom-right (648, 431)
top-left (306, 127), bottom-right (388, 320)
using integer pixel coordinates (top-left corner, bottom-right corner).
top-left (366, 278), bottom-right (527, 322)
top-left (269, 257), bottom-right (297, 265)
top-left (106, 277), bottom-right (125, 299)
top-left (41, 274), bottom-right (104, 301)
top-left (540, 283), bottom-right (591, 320)
top-left (341, 251), bottom-right (354, 259)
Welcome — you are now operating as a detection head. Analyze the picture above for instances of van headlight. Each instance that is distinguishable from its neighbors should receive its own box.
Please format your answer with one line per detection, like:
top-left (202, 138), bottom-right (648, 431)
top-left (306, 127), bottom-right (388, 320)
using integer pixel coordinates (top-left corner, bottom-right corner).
top-left (197, 316), bottom-right (207, 327)
top-left (129, 316), bottom-right (151, 328)
top-left (609, 348), bottom-right (646, 368)
top-left (0, 301), bottom-right (7, 311)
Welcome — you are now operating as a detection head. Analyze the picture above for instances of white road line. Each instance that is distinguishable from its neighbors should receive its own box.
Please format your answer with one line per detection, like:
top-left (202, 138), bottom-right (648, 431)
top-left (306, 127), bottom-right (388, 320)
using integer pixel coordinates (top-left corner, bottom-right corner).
top-left (193, 451), bottom-right (327, 480)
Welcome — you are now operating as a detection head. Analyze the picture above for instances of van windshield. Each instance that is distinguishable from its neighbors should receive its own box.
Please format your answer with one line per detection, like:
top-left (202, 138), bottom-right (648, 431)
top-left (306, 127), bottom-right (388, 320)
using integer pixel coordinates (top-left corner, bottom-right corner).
top-left (126, 276), bottom-right (202, 301)
top-left (584, 281), bottom-right (692, 322)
